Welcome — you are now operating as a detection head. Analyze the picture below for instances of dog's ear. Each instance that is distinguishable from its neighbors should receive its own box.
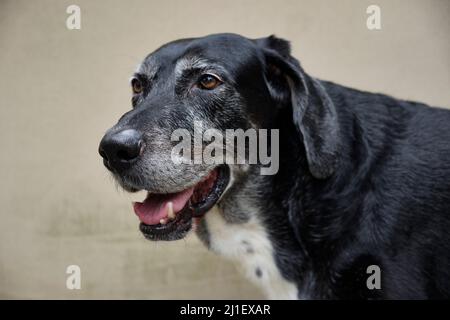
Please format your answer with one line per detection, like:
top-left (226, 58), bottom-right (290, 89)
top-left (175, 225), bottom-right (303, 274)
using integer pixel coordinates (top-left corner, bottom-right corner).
top-left (255, 35), bottom-right (340, 179)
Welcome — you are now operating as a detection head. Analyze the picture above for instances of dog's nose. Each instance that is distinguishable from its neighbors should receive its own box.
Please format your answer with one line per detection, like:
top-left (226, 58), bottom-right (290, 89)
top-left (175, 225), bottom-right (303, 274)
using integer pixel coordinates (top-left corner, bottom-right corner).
top-left (99, 129), bottom-right (144, 172)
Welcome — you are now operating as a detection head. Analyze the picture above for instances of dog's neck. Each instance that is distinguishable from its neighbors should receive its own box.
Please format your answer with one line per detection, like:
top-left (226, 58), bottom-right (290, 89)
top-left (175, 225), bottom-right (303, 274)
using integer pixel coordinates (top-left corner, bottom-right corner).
top-left (195, 83), bottom-right (391, 298)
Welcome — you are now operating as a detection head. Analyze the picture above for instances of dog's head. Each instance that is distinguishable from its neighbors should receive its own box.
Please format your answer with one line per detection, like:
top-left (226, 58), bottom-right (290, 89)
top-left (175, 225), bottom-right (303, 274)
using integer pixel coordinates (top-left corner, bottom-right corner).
top-left (99, 33), bottom-right (340, 241)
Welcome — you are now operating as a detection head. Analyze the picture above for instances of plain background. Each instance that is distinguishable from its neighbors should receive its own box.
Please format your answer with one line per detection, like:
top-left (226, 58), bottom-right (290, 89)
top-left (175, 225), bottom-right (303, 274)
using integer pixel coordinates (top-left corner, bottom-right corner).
top-left (0, 0), bottom-right (449, 299)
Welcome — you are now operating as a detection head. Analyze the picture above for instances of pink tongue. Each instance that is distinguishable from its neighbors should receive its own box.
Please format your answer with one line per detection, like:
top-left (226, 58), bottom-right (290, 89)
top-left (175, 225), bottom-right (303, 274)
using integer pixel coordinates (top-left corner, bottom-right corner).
top-left (133, 187), bottom-right (194, 225)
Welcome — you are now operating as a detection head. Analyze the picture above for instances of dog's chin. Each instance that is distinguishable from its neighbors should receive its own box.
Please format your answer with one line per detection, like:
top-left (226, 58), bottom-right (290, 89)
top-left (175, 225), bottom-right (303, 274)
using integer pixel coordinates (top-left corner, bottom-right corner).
top-left (127, 165), bottom-right (230, 241)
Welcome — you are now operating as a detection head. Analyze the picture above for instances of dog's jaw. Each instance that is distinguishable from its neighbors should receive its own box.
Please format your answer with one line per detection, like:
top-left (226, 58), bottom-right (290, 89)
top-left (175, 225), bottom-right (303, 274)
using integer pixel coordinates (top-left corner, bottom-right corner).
top-left (134, 165), bottom-right (231, 241)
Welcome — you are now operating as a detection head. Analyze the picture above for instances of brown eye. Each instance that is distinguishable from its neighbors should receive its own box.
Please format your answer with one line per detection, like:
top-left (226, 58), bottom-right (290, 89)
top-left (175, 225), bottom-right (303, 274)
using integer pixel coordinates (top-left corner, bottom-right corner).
top-left (131, 78), bottom-right (143, 94)
top-left (198, 74), bottom-right (221, 90)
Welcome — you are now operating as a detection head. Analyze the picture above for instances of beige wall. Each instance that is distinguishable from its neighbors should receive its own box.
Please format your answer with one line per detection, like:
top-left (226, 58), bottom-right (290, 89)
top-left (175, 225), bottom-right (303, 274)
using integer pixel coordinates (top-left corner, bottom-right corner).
top-left (0, 0), bottom-right (449, 299)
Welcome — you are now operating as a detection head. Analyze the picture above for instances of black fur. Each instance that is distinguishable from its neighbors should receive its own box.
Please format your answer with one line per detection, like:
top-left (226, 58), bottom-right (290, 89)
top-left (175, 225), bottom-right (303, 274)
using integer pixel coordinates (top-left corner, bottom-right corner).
top-left (257, 36), bottom-right (450, 298)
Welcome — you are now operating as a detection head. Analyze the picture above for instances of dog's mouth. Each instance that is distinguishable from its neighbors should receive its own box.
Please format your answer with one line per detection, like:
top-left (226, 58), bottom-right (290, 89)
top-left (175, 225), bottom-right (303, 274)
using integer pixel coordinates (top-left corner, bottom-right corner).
top-left (133, 166), bottom-right (230, 241)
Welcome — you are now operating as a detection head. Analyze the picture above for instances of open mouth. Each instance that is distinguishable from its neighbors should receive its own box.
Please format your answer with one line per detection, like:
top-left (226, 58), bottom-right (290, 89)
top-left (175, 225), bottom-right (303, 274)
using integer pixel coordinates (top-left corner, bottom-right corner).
top-left (133, 166), bottom-right (230, 241)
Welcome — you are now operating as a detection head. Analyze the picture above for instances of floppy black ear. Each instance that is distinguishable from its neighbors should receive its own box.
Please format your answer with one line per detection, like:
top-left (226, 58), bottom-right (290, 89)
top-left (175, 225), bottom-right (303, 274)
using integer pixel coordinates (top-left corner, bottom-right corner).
top-left (255, 36), bottom-right (340, 179)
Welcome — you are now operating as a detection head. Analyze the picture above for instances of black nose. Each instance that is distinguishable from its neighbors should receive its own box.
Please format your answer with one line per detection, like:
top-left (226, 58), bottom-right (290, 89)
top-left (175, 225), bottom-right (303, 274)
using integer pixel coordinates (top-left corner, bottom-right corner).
top-left (99, 129), bottom-right (144, 172)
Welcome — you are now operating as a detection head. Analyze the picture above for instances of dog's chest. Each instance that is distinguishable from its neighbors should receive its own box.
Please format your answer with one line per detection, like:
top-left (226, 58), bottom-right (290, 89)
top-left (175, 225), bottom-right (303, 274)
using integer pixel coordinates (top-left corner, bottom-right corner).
top-left (202, 207), bottom-right (298, 299)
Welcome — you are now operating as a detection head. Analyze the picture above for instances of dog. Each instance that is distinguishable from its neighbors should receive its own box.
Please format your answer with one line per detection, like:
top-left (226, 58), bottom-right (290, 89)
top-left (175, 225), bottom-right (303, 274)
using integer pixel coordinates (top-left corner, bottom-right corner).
top-left (99, 33), bottom-right (450, 299)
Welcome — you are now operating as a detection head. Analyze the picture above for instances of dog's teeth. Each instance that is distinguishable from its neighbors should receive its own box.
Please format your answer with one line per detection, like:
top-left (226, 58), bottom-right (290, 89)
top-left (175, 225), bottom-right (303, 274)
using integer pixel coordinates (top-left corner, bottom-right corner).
top-left (167, 202), bottom-right (175, 220)
top-left (160, 219), bottom-right (167, 225)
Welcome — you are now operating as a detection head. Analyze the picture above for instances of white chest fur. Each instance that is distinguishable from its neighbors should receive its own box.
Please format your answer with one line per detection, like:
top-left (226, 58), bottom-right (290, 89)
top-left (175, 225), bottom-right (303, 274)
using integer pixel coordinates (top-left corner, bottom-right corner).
top-left (203, 207), bottom-right (298, 299)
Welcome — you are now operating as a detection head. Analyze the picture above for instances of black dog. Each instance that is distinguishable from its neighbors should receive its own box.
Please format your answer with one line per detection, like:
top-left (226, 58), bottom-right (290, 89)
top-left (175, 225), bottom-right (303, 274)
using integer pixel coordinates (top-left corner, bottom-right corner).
top-left (99, 33), bottom-right (450, 299)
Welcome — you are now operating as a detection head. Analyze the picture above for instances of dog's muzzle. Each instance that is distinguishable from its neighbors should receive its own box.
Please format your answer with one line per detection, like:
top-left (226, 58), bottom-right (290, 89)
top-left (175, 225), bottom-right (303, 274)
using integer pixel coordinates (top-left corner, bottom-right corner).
top-left (99, 127), bottom-right (231, 241)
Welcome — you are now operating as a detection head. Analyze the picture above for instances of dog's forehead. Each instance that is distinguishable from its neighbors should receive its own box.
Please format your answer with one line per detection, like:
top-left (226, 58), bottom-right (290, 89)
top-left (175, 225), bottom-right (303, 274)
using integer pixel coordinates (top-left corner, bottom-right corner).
top-left (136, 55), bottom-right (159, 76)
top-left (136, 34), bottom-right (260, 76)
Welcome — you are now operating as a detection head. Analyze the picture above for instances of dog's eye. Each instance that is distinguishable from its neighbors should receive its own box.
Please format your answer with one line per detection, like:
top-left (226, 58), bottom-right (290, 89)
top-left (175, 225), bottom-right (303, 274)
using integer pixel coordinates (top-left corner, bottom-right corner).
top-left (198, 74), bottom-right (222, 90)
top-left (131, 78), bottom-right (143, 94)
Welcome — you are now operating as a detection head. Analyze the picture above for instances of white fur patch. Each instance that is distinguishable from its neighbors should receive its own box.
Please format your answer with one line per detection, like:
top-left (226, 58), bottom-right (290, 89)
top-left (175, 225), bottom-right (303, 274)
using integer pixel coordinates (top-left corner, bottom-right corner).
top-left (204, 207), bottom-right (298, 299)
